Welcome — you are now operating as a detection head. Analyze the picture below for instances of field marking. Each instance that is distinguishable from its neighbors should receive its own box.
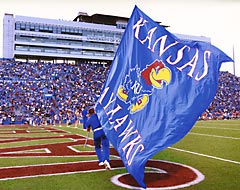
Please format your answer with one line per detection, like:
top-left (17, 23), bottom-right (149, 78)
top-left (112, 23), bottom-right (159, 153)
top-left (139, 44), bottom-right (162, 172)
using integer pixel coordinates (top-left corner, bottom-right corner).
top-left (195, 126), bottom-right (240, 130)
top-left (189, 132), bottom-right (240, 140)
top-left (1, 148), bottom-right (51, 154)
top-left (111, 159), bottom-right (205, 190)
top-left (0, 160), bottom-right (96, 170)
top-left (169, 147), bottom-right (240, 165)
top-left (0, 155), bottom-right (97, 158)
top-left (197, 122), bottom-right (240, 126)
top-left (0, 140), bottom-right (74, 150)
top-left (214, 123), bottom-right (240, 126)
top-left (0, 160), bottom-right (110, 181)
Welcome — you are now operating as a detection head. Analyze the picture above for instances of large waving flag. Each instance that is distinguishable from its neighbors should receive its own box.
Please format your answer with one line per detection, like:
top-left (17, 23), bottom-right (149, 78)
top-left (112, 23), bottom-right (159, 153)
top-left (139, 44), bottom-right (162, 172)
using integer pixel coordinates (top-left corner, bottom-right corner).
top-left (95, 6), bottom-right (232, 188)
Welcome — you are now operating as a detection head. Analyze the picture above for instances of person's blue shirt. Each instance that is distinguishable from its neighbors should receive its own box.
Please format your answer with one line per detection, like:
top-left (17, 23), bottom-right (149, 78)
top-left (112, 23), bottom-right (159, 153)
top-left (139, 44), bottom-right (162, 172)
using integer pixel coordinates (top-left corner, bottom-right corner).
top-left (86, 113), bottom-right (101, 131)
top-left (86, 113), bottom-right (104, 139)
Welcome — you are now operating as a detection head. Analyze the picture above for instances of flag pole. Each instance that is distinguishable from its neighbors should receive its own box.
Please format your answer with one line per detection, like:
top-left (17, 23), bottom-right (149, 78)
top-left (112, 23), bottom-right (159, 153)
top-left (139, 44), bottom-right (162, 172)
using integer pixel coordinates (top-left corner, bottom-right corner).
top-left (84, 131), bottom-right (90, 148)
top-left (233, 45), bottom-right (235, 76)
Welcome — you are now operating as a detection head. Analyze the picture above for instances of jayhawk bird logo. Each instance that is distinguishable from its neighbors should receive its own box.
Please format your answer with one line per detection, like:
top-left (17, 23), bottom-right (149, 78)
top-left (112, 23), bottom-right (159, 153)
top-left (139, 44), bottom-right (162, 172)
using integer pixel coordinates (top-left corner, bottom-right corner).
top-left (117, 60), bottom-right (171, 114)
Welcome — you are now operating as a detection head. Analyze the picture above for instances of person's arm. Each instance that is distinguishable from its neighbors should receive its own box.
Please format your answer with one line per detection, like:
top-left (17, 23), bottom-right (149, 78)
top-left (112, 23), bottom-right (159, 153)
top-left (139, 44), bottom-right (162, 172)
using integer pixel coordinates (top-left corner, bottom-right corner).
top-left (87, 126), bottom-right (91, 132)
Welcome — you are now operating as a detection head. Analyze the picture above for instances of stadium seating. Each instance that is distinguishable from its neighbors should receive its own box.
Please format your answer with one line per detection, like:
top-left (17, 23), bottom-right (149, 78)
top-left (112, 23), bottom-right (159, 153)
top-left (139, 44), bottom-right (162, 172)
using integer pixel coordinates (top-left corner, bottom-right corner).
top-left (199, 71), bottom-right (240, 120)
top-left (0, 61), bottom-right (239, 125)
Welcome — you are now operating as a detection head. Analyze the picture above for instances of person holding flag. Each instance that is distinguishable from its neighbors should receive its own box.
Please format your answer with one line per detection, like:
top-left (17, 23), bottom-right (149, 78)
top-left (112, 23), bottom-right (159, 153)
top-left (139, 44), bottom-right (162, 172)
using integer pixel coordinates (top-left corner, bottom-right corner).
top-left (85, 108), bottom-right (111, 169)
top-left (95, 6), bottom-right (233, 189)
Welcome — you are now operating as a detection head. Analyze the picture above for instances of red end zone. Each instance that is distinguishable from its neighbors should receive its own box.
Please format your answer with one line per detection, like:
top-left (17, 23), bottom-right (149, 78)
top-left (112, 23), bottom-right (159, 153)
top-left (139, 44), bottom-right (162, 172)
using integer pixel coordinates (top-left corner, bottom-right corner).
top-left (0, 125), bottom-right (204, 189)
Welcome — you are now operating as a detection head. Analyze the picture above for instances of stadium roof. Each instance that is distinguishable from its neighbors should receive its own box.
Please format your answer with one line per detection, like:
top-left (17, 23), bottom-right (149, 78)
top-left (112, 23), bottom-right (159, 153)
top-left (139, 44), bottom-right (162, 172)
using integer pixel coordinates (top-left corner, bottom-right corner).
top-left (74, 13), bottom-right (128, 25)
top-left (73, 13), bottom-right (168, 27)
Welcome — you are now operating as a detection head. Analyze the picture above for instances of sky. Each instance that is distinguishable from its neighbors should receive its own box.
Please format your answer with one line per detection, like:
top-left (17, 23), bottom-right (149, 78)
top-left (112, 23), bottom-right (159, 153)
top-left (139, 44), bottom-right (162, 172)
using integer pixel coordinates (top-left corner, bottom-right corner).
top-left (0, 0), bottom-right (239, 76)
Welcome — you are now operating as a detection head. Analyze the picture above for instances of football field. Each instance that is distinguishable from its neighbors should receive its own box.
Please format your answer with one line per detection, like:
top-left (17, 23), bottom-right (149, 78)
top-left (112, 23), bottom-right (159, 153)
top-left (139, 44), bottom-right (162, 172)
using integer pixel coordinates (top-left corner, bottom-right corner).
top-left (0, 120), bottom-right (239, 190)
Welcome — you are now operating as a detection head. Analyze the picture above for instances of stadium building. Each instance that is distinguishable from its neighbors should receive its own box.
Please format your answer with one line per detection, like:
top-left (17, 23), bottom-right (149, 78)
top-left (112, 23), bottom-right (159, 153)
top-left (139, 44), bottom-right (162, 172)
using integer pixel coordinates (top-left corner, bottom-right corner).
top-left (3, 12), bottom-right (211, 63)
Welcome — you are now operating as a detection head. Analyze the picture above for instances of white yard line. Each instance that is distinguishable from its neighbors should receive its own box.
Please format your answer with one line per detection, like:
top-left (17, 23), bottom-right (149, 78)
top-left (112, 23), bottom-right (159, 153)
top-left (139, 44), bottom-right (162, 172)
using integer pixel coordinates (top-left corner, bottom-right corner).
top-left (197, 122), bottom-right (240, 126)
top-left (189, 132), bottom-right (240, 140)
top-left (169, 147), bottom-right (240, 165)
top-left (1, 148), bottom-right (51, 154)
top-left (217, 123), bottom-right (240, 126)
top-left (195, 126), bottom-right (240, 130)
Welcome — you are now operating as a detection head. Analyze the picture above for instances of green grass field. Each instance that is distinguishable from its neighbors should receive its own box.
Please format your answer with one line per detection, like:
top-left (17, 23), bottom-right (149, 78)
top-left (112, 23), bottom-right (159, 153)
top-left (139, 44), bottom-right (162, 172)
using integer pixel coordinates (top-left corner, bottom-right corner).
top-left (0, 120), bottom-right (239, 190)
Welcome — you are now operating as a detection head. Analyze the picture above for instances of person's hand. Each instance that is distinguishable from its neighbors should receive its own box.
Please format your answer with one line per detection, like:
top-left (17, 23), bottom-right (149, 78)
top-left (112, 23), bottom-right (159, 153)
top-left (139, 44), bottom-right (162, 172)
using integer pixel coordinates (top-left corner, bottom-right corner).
top-left (87, 127), bottom-right (91, 132)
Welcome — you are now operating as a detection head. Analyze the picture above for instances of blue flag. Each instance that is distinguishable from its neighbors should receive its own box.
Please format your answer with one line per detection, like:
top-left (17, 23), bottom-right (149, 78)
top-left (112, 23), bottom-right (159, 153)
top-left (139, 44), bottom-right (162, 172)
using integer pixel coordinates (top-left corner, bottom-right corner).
top-left (95, 6), bottom-right (232, 188)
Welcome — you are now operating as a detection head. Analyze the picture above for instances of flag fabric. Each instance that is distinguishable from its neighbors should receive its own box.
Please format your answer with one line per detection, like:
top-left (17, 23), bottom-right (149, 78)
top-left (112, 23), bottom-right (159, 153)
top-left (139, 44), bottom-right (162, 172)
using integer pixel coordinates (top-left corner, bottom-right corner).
top-left (95, 6), bottom-right (233, 188)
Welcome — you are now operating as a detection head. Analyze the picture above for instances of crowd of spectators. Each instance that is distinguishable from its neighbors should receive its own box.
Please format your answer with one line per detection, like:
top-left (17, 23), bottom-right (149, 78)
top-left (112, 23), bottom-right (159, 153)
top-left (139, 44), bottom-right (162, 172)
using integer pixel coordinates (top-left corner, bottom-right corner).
top-left (0, 60), bottom-right (109, 125)
top-left (0, 60), bottom-right (239, 125)
top-left (200, 71), bottom-right (240, 120)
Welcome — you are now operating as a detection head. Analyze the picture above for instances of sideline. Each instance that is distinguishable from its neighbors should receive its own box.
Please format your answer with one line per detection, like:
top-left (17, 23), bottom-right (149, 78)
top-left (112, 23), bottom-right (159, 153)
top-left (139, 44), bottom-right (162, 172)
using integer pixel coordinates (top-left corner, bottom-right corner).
top-left (188, 132), bottom-right (240, 140)
top-left (195, 126), bottom-right (240, 130)
top-left (169, 147), bottom-right (240, 165)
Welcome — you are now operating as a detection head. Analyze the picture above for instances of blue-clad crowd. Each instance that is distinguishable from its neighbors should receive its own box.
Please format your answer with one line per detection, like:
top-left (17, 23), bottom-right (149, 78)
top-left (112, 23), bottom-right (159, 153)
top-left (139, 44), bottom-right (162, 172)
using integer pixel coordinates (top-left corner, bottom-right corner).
top-left (200, 71), bottom-right (240, 120)
top-left (0, 60), bottom-right (109, 125)
top-left (0, 60), bottom-right (239, 125)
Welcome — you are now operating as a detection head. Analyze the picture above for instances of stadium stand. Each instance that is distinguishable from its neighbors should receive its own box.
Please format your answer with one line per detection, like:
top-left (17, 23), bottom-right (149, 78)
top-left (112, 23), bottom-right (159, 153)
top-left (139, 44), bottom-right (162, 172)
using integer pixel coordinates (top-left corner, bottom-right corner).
top-left (0, 61), bottom-right (239, 125)
top-left (199, 71), bottom-right (240, 120)
top-left (0, 61), bottom-right (109, 125)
